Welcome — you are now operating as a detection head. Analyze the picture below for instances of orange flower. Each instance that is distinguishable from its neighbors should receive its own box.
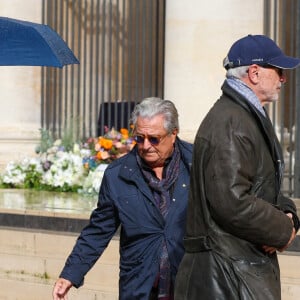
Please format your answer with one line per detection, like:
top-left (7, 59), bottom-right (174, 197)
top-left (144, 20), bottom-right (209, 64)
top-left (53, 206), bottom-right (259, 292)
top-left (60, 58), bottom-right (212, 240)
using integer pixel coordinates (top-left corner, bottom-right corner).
top-left (83, 128), bottom-right (134, 167)
top-left (96, 150), bottom-right (110, 160)
top-left (96, 151), bottom-right (102, 160)
top-left (120, 128), bottom-right (128, 134)
top-left (99, 137), bottom-right (113, 150)
top-left (120, 128), bottom-right (129, 138)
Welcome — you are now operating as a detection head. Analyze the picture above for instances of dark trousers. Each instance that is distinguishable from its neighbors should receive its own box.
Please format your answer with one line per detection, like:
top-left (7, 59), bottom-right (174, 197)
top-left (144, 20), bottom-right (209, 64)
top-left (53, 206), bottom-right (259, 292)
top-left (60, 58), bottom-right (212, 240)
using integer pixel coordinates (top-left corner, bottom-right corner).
top-left (149, 286), bottom-right (159, 300)
top-left (149, 286), bottom-right (174, 300)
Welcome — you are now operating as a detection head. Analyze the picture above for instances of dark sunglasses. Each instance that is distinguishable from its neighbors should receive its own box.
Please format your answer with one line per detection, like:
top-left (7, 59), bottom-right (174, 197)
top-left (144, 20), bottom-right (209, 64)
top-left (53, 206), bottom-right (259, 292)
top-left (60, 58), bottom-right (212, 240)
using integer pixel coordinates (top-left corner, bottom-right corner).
top-left (261, 65), bottom-right (284, 77)
top-left (133, 133), bottom-right (168, 145)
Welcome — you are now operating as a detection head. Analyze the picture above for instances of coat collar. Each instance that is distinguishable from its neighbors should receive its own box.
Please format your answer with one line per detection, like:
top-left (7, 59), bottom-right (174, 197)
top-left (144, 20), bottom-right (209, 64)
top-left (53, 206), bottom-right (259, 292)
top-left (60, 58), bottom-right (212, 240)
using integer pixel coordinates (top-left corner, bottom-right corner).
top-left (117, 137), bottom-right (192, 195)
top-left (221, 81), bottom-right (282, 157)
top-left (222, 80), bottom-right (284, 191)
top-left (118, 137), bottom-right (192, 176)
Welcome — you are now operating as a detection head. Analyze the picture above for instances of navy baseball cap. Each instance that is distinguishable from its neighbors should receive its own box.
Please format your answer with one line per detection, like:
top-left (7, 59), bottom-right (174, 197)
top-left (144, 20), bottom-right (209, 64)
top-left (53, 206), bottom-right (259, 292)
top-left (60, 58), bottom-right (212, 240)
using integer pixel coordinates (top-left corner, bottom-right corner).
top-left (223, 34), bottom-right (300, 70)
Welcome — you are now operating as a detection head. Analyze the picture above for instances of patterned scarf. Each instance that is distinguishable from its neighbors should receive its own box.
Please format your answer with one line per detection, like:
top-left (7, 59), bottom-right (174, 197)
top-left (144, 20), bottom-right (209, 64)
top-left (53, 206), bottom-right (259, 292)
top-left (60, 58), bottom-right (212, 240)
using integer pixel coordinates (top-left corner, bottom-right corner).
top-left (226, 77), bottom-right (266, 117)
top-left (137, 142), bottom-right (181, 299)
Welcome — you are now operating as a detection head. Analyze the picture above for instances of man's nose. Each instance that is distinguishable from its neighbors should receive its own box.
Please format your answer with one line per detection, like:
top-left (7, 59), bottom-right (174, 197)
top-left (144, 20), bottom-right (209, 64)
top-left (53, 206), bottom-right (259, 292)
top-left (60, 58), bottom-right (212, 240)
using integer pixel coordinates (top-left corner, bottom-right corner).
top-left (280, 74), bottom-right (286, 83)
top-left (142, 137), bottom-right (152, 147)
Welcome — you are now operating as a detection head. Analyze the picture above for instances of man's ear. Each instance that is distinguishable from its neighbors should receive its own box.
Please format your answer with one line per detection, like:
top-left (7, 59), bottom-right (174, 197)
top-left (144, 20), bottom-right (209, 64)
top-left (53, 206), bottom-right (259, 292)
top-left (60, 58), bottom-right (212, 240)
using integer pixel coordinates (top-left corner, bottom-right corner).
top-left (172, 128), bottom-right (178, 136)
top-left (171, 128), bottom-right (178, 143)
top-left (247, 64), bottom-right (260, 83)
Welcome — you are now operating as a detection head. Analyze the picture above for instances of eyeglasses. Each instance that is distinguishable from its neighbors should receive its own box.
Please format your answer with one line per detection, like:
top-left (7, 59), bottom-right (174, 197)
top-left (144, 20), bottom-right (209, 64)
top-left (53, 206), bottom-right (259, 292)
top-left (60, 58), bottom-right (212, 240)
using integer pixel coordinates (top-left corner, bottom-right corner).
top-left (262, 65), bottom-right (283, 75)
top-left (261, 65), bottom-right (286, 81)
top-left (133, 133), bottom-right (169, 145)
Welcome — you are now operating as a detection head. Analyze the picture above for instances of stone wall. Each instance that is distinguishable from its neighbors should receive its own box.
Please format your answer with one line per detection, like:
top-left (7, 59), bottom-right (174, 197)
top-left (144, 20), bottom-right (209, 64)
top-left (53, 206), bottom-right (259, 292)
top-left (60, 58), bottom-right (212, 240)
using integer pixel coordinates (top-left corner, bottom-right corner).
top-left (0, 227), bottom-right (119, 300)
top-left (0, 226), bottom-right (300, 300)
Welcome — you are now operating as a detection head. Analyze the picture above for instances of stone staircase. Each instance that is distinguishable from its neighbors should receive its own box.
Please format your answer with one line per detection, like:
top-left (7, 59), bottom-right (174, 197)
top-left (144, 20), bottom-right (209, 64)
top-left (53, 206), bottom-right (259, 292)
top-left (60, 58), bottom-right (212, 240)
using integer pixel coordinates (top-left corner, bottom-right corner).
top-left (0, 227), bottom-right (119, 300)
top-left (0, 227), bottom-right (300, 299)
top-left (0, 193), bottom-right (299, 299)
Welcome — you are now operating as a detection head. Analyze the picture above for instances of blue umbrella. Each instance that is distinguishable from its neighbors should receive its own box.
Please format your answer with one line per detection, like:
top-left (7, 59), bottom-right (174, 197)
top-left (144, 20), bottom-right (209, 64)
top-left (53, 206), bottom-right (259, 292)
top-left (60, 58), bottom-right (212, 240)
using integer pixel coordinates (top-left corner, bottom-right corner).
top-left (0, 17), bottom-right (79, 68)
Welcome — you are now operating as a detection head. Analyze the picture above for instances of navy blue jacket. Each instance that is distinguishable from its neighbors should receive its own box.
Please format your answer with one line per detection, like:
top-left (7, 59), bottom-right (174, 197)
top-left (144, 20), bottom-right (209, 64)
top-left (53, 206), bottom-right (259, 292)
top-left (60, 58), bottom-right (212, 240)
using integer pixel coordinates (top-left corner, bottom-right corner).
top-left (60, 138), bottom-right (192, 299)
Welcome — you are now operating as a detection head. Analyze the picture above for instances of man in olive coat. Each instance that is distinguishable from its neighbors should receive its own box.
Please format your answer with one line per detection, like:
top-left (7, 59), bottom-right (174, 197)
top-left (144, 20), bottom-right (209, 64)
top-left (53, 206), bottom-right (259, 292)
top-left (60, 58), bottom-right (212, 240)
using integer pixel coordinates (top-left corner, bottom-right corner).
top-left (175, 35), bottom-right (300, 300)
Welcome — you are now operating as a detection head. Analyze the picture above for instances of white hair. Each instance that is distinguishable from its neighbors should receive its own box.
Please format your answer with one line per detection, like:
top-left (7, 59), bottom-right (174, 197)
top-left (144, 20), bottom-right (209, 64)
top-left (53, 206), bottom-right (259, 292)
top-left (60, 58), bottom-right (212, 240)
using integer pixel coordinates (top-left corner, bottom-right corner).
top-left (226, 65), bottom-right (249, 79)
top-left (130, 97), bottom-right (179, 133)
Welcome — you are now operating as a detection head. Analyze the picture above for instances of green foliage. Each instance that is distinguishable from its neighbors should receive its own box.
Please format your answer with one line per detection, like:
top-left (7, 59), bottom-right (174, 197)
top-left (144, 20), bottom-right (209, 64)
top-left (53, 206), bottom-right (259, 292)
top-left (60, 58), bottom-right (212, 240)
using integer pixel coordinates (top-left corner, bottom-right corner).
top-left (60, 117), bottom-right (83, 151)
top-left (23, 165), bottom-right (43, 189)
top-left (35, 128), bottom-right (54, 154)
top-left (35, 118), bottom-right (83, 153)
top-left (60, 124), bottom-right (76, 152)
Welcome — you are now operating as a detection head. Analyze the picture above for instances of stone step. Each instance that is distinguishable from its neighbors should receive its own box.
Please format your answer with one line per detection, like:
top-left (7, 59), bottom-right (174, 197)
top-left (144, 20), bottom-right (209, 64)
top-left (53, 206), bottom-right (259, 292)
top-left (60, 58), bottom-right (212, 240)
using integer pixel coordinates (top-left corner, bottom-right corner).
top-left (0, 227), bottom-right (119, 299)
top-left (1, 226), bottom-right (300, 299)
top-left (0, 192), bottom-right (299, 299)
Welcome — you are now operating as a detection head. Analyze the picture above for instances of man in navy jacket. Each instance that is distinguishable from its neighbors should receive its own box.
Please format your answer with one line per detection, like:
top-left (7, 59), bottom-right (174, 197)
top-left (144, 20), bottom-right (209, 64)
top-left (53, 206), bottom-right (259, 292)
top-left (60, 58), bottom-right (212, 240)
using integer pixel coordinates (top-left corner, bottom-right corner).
top-left (53, 97), bottom-right (193, 300)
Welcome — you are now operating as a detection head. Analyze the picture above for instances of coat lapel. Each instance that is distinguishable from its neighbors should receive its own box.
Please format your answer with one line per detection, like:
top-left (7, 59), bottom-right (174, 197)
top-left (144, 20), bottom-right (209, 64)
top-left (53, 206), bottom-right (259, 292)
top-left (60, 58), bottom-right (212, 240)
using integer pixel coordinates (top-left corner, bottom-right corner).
top-left (118, 150), bottom-right (165, 224)
top-left (223, 81), bottom-right (283, 193)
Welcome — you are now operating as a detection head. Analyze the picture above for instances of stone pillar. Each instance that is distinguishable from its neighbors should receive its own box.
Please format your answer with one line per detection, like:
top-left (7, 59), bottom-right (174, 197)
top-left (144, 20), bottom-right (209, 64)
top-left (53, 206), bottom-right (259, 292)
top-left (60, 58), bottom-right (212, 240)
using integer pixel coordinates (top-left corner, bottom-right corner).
top-left (164, 0), bottom-right (264, 142)
top-left (0, 1), bottom-right (42, 169)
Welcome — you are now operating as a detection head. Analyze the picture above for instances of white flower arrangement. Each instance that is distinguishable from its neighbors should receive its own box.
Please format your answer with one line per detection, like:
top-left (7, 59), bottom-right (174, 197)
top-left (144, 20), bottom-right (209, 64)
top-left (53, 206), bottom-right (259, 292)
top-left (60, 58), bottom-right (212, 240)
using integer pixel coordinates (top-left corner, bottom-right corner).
top-left (0, 127), bottom-right (133, 195)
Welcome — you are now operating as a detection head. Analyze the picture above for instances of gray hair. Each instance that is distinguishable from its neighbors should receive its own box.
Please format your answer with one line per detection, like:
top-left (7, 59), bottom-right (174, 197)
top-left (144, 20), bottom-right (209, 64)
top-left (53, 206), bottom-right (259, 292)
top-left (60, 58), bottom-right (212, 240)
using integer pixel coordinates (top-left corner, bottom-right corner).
top-left (131, 97), bottom-right (179, 133)
top-left (226, 65), bottom-right (249, 79)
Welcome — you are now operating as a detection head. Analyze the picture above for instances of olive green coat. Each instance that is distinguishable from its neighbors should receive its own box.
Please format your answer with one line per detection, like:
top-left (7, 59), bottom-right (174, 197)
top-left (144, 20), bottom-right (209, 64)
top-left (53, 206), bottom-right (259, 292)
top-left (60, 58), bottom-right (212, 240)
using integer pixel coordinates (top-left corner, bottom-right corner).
top-left (175, 81), bottom-right (298, 300)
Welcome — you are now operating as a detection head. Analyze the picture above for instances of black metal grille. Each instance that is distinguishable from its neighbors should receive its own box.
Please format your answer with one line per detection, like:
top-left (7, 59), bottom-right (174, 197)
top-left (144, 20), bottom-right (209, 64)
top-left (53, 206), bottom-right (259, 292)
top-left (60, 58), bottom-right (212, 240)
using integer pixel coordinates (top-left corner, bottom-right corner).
top-left (41, 0), bottom-right (165, 139)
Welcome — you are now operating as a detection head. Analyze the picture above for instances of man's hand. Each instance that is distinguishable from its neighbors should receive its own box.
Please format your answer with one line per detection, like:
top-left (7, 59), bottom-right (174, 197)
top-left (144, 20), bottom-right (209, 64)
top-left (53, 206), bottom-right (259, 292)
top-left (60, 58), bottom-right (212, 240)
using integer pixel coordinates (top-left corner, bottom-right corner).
top-left (52, 278), bottom-right (72, 300)
top-left (262, 245), bottom-right (277, 254)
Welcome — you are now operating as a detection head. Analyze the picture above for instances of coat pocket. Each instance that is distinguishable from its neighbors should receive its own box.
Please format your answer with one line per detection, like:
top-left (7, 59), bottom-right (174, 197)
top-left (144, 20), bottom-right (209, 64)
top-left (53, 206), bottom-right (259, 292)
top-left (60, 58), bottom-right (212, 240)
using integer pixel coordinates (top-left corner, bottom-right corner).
top-left (230, 256), bottom-right (280, 300)
top-left (119, 257), bottom-right (144, 285)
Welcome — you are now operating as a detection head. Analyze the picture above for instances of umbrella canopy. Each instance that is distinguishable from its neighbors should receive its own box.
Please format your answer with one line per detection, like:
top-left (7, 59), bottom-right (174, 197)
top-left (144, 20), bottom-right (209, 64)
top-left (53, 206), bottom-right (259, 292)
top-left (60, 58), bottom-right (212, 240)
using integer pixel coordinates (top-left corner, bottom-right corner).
top-left (0, 17), bottom-right (79, 68)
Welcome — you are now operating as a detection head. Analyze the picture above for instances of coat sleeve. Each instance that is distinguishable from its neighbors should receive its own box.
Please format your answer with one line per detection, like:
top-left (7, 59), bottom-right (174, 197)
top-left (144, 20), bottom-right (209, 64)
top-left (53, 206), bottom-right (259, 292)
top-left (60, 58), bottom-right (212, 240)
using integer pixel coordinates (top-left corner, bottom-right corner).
top-left (203, 125), bottom-right (294, 249)
top-left (277, 192), bottom-right (300, 231)
top-left (59, 172), bottom-right (120, 287)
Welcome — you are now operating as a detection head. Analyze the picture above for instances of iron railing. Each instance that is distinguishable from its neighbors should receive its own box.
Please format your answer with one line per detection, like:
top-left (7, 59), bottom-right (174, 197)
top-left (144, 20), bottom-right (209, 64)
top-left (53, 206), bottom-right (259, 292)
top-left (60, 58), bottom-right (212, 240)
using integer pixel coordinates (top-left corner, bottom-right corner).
top-left (41, 0), bottom-right (300, 196)
top-left (41, 0), bottom-right (165, 139)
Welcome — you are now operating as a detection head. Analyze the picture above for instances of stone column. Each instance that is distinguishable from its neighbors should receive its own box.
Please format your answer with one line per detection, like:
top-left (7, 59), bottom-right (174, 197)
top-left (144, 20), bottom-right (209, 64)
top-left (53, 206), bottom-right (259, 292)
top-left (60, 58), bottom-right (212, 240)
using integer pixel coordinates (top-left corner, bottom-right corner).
top-left (0, 1), bottom-right (42, 169)
top-left (164, 0), bottom-right (264, 142)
